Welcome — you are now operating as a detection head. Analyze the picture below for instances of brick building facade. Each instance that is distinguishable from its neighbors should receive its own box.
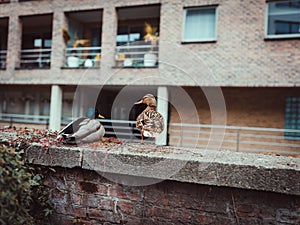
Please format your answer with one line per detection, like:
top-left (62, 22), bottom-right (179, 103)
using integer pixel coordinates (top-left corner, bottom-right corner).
top-left (0, 0), bottom-right (299, 152)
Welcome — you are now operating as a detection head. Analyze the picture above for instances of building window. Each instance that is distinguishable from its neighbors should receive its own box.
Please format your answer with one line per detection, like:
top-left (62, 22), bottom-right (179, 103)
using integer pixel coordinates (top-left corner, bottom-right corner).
top-left (285, 97), bottom-right (300, 140)
top-left (183, 6), bottom-right (217, 42)
top-left (64, 9), bottom-right (102, 68)
top-left (0, 17), bottom-right (8, 69)
top-left (266, 0), bottom-right (300, 38)
top-left (20, 14), bottom-right (53, 69)
top-left (115, 5), bottom-right (160, 68)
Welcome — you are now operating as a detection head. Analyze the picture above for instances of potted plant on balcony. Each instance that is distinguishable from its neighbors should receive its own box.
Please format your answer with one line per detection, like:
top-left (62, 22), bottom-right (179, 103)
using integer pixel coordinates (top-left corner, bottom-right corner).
top-left (62, 28), bottom-right (91, 67)
top-left (143, 22), bottom-right (158, 67)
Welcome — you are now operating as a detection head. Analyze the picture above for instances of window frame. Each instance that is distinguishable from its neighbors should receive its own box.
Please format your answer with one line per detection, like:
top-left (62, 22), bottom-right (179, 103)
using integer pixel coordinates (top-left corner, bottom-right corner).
top-left (182, 5), bottom-right (218, 43)
top-left (284, 97), bottom-right (300, 141)
top-left (265, 0), bottom-right (300, 39)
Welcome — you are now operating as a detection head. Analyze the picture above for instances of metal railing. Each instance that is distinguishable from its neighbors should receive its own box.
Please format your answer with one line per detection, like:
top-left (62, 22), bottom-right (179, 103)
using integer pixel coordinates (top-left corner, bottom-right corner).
top-left (1, 114), bottom-right (299, 155)
top-left (20, 48), bottom-right (51, 68)
top-left (65, 46), bottom-right (101, 68)
top-left (99, 118), bottom-right (150, 143)
top-left (0, 50), bottom-right (7, 69)
top-left (168, 123), bottom-right (300, 155)
top-left (115, 44), bottom-right (159, 67)
top-left (0, 113), bottom-right (50, 129)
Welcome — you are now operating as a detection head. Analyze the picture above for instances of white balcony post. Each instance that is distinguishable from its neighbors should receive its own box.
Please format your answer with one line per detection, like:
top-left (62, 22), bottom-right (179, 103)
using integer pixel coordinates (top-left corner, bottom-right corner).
top-left (49, 85), bottom-right (62, 131)
top-left (156, 86), bottom-right (169, 145)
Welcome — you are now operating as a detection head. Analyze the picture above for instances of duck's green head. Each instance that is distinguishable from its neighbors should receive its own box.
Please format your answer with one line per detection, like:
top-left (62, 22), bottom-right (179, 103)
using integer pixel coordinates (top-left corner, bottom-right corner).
top-left (86, 108), bottom-right (105, 119)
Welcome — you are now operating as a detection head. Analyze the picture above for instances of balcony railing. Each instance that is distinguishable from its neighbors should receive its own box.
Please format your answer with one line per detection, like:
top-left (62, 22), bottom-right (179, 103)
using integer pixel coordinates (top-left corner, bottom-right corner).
top-left (65, 46), bottom-right (101, 68)
top-left (1, 114), bottom-right (299, 156)
top-left (0, 50), bottom-right (7, 69)
top-left (0, 113), bottom-right (50, 129)
top-left (115, 44), bottom-right (159, 68)
top-left (169, 123), bottom-right (300, 155)
top-left (20, 48), bottom-right (51, 69)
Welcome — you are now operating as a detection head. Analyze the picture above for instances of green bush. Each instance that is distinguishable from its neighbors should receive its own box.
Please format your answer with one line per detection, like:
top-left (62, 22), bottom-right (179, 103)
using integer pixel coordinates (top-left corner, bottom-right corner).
top-left (0, 144), bottom-right (53, 225)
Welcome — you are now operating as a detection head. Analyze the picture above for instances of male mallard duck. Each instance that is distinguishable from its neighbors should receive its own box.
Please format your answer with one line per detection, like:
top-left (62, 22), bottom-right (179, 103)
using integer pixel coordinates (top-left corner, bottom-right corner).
top-left (135, 94), bottom-right (164, 143)
top-left (57, 108), bottom-right (105, 144)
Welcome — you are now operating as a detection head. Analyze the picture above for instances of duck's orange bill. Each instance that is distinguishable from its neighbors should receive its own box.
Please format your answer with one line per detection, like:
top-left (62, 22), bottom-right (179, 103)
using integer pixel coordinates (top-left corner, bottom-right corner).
top-left (135, 100), bottom-right (143, 104)
top-left (98, 114), bottom-right (105, 119)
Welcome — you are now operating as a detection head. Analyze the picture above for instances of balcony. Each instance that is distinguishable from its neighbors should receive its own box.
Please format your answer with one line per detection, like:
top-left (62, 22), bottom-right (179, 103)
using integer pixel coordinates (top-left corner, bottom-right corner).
top-left (64, 46), bottom-right (101, 68)
top-left (20, 48), bottom-right (51, 69)
top-left (116, 4), bottom-right (160, 68)
top-left (20, 14), bottom-right (53, 69)
top-left (64, 9), bottom-right (102, 68)
top-left (115, 43), bottom-right (159, 68)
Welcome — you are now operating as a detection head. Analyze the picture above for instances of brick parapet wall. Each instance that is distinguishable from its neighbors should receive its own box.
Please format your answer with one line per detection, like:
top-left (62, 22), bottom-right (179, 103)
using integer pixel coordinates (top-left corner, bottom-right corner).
top-left (27, 144), bottom-right (300, 195)
top-left (45, 167), bottom-right (300, 225)
top-left (24, 143), bottom-right (300, 224)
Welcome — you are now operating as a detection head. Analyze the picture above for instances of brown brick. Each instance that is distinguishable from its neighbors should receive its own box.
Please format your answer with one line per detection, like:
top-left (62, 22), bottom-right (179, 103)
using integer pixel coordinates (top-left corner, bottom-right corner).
top-left (237, 204), bottom-right (258, 217)
top-left (196, 214), bottom-right (214, 225)
top-left (108, 185), bottom-right (141, 201)
top-left (68, 206), bottom-right (87, 218)
top-left (96, 183), bottom-right (108, 195)
top-left (50, 188), bottom-right (66, 203)
top-left (116, 200), bottom-right (134, 214)
top-left (54, 203), bottom-right (67, 214)
top-left (70, 193), bottom-right (82, 205)
top-left (87, 208), bottom-right (115, 222)
top-left (87, 208), bottom-right (101, 219)
top-left (82, 194), bottom-right (100, 208)
top-left (100, 198), bottom-right (114, 211)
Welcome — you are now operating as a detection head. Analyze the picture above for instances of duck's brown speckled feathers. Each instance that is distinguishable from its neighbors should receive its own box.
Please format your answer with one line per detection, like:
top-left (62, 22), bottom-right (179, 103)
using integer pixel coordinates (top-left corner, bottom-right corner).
top-left (136, 108), bottom-right (164, 137)
top-left (135, 94), bottom-right (164, 142)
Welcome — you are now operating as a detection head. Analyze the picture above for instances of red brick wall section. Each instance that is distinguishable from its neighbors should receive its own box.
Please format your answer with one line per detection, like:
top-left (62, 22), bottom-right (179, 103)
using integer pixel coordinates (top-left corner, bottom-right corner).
top-left (44, 167), bottom-right (300, 225)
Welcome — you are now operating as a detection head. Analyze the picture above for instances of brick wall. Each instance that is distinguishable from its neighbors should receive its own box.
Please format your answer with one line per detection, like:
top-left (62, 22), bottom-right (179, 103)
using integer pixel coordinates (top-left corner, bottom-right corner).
top-left (0, 0), bottom-right (299, 86)
top-left (44, 167), bottom-right (300, 225)
top-left (169, 87), bottom-right (300, 128)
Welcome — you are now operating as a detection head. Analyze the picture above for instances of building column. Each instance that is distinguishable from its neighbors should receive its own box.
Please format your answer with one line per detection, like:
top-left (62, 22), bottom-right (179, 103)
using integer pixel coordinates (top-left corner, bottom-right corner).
top-left (50, 5), bottom-right (68, 74)
top-left (156, 86), bottom-right (169, 145)
top-left (33, 94), bottom-right (40, 122)
top-left (49, 85), bottom-right (62, 131)
top-left (6, 14), bottom-right (22, 71)
top-left (24, 100), bottom-right (30, 116)
top-left (100, 4), bottom-right (118, 80)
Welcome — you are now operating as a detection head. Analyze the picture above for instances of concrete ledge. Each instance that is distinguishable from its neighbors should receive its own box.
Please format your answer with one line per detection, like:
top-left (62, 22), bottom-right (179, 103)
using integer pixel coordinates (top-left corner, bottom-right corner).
top-left (26, 144), bottom-right (82, 168)
top-left (24, 143), bottom-right (300, 195)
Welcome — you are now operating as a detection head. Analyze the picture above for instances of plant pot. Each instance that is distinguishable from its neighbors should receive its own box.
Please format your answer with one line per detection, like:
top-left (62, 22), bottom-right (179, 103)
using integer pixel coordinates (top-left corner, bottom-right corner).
top-left (67, 56), bottom-right (79, 67)
top-left (123, 58), bottom-right (133, 67)
top-left (144, 53), bottom-right (157, 67)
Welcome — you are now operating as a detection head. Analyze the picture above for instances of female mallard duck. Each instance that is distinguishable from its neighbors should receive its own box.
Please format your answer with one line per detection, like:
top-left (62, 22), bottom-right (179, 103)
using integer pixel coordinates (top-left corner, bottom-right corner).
top-left (135, 94), bottom-right (164, 143)
top-left (57, 108), bottom-right (105, 144)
